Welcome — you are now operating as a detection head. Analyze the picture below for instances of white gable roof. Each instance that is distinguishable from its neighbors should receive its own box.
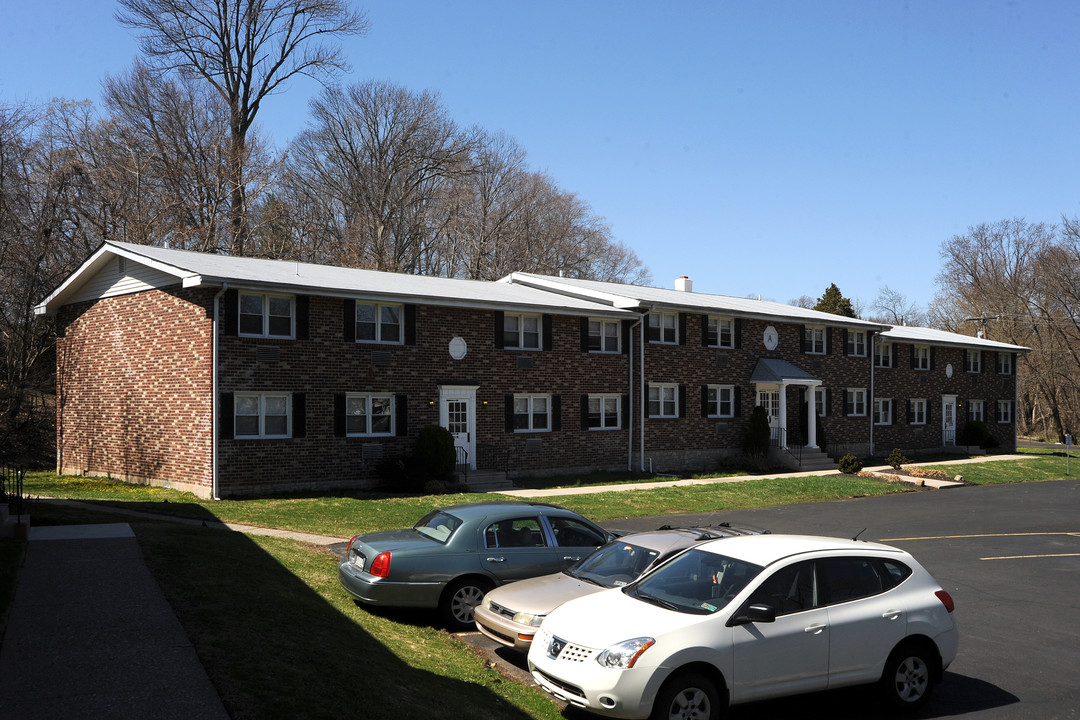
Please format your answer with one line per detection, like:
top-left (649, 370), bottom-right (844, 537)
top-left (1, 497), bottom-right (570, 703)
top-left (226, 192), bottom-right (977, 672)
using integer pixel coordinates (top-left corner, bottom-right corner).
top-left (35, 242), bottom-right (634, 318)
top-left (879, 324), bottom-right (1029, 353)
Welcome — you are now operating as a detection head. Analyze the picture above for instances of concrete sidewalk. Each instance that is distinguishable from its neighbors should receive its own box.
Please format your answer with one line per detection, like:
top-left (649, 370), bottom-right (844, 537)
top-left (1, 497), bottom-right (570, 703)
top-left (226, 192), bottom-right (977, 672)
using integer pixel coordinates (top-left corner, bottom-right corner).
top-left (0, 524), bottom-right (230, 720)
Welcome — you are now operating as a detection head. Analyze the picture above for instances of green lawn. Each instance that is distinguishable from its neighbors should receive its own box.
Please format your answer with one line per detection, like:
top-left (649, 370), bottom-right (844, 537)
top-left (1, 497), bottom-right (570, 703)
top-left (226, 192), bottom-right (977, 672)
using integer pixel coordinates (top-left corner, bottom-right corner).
top-left (7, 449), bottom-right (1076, 719)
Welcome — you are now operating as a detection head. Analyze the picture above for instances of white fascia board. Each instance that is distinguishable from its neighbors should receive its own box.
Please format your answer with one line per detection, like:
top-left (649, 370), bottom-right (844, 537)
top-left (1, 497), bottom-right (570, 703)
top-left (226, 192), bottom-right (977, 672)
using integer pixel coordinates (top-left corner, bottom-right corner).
top-left (501, 272), bottom-right (646, 310)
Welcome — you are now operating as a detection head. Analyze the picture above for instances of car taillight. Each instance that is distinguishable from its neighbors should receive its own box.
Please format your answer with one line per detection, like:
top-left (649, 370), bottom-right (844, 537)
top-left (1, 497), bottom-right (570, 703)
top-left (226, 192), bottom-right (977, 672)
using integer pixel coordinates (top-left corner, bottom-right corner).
top-left (346, 535), bottom-right (361, 557)
top-left (369, 551), bottom-right (391, 578)
top-left (935, 590), bottom-right (955, 613)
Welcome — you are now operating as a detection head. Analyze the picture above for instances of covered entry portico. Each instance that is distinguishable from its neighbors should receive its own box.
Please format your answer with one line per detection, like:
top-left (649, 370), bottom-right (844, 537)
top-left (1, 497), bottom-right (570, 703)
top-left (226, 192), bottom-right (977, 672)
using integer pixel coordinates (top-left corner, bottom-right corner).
top-left (750, 359), bottom-right (822, 450)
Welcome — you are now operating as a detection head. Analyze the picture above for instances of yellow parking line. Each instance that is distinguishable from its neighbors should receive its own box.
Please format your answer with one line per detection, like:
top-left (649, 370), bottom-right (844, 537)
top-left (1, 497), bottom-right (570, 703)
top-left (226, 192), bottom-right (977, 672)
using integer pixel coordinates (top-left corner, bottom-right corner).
top-left (879, 532), bottom-right (1080, 542)
top-left (981, 553), bottom-right (1080, 561)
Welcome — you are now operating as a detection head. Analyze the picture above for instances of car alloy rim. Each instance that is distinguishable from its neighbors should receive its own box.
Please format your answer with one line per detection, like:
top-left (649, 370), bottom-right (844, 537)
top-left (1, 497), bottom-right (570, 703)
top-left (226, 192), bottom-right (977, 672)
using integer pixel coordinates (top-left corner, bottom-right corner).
top-left (893, 655), bottom-right (929, 702)
top-left (452, 585), bottom-right (485, 622)
top-left (668, 687), bottom-right (710, 720)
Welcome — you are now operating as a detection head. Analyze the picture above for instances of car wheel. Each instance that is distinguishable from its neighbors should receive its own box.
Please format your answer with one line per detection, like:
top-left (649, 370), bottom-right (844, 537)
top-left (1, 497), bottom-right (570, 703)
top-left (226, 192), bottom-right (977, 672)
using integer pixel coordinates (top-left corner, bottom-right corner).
top-left (880, 641), bottom-right (936, 710)
top-left (651, 673), bottom-right (721, 720)
top-left (441, 577), bottom-right (492, 630)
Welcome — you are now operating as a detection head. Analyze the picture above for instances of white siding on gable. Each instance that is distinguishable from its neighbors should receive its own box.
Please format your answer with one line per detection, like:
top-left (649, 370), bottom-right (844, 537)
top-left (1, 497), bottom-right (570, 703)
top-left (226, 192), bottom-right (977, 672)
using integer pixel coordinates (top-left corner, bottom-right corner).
top-left (69, 258), bottom-right (182, 305)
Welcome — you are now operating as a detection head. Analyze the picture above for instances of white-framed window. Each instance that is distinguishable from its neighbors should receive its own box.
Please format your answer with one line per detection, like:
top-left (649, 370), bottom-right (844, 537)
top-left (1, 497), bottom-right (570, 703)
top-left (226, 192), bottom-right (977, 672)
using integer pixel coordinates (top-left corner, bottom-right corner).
top-left (815, 387), bottom-right (827, 417)
top-left (804, 326), bottom-right (826, 354)
top-left (345, 394), bottom-right (394, 436)
top-left (648, 383), bottom-right (679, 418)
top-left (504, 313), bottom-right (542, 350)
top-left (514, 394), bottom-right (550, 432)
top-left (998, 353), bottom-right (1013, 375)
top-left (874, 341), bottom-right (892, 368)
top-left (234, 392), bottom-right (291, 438)
top-left (239, 292), bottom-right (294, 338)
top-left (913, 345), bottom-right (930, 370)
top-left (355, 302), bottom-right (402, 344)
top-left (846, 330), bottom-right (866, 357)
top-left (706, 384), bottom-right (735, 418)
top-left (647, 312), bottom-right (678, 344)
top-left (997, 400), bottom-right (1013, 423)
top-left (706, 316), bottom-right (735, 349)
top-left (910, 399), bottom-right (927, 425)
top-left (588, 319), bottom-right (621, 353)
top-left (965, 350), bottom-right (982, 373)
top-left (587, 394), bottom-right (621, 429)
top-left (874, 398), bottom-right (893, 425)
top-left (969, 399), bottom-right (984, 422)
top-left (845, 388), bottom-right (867, 417)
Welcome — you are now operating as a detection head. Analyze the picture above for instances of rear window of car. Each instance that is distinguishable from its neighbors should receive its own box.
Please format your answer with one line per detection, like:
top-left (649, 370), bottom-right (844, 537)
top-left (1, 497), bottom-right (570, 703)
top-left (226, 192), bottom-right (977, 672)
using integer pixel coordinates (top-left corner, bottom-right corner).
top-left (413, 511), bottom-right (462, 543)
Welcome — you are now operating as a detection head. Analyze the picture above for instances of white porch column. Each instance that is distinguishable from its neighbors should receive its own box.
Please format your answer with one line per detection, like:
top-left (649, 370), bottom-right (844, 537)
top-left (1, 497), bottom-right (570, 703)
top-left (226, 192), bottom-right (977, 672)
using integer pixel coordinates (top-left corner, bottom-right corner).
top-left (806, 384), bottom-right (819, 449)
top-left (778, 383), bottom-right (788, 449)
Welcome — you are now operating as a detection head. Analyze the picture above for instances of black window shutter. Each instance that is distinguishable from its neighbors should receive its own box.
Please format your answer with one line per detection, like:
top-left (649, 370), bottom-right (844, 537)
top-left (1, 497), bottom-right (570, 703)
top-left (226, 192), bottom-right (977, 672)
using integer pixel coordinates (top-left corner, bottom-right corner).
top-left (701, 385), bottom-right (709, 417)
top-left (343, 299), bottom-right (356, 342)
top-left (504, 393), bottom-right (514, 432)
top-left (621, 394), bottom-right (630, 427)
top-left (580, 317), bottom-right (590, 352)
top-left (334, 394), bottom-right (346, 437)
top-left (825, 328), bottom-right (832, 354)
top-left (891, 344), bottom-right (898, 368)
top-left (395, 394), bottom-right (408, 436)
top-left (219, 392), bottom-right (234, 439)
top-left (494, 311), bottom-right (505, 349)
top-left (678, 313), bottom-right (687, 345)
top-left (800, 325), bottom-right (807, 353)
top-left (843, 329), bottom-right (849, 355)
top-left (734, 318), bottom-right (742, 349)
top-left (734, 387), bottom-right (742, 416)
top-left (909, 345), bottom-right (916, 369)
top-left (292, 393), bottom-right (306, 438)
top-left (542, 314), bottom-right (553, 351)
top-left (701, 315), bottom-right (710, 347)
top-left (404, 305), bottom-right (416, 345)
top-left (930, 347), bottom-right (936, 370)
top-left (621, 319), bottom-right (634, 355)
top-left (926, 402), bottom-right (934, 425)
top-left (580, 395), bottom-right (590, 430)
top-left (906, 400), bottom-right (913, 424)
top-left (551, 394), bottom-right (562, 431)
top-left (223, 289), bottom-right (238, 336)
top-left (295, 296), bottom-right (309, 340)
top-left (823, 388), bottom-right (831, 417)
top-left (678, 385), bottom-right (687, 418)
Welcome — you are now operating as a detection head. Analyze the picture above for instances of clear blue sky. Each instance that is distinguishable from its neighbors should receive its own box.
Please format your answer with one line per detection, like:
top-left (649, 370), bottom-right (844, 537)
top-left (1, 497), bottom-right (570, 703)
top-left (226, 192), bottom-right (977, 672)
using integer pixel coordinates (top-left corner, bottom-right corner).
top-left (4, 1), bottom-right (1078, 312)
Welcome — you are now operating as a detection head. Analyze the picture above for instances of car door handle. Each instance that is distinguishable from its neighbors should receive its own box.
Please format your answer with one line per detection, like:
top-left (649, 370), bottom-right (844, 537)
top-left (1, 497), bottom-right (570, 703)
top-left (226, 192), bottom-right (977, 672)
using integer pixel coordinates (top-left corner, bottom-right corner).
top-left (804, 623), bottom-right (827, 635)
top-left (881, 609), bottom-right (903, 620)
top-left (486, 557), bottom-right (506, 562)
top-left (563, 556), bottom-right (581, 561)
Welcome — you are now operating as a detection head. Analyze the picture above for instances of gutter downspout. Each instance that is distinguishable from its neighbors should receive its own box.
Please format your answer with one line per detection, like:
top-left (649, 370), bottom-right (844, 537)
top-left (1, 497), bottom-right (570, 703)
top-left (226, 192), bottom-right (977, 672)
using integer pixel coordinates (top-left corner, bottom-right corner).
top-left (640, 310), bottom-right (649, 471)
top-left (627, 317), bottom-right (643, 471)
top-left (211, 283), bottom-right (227, 500)
top-left (869, 332), bottom-right (876, 457)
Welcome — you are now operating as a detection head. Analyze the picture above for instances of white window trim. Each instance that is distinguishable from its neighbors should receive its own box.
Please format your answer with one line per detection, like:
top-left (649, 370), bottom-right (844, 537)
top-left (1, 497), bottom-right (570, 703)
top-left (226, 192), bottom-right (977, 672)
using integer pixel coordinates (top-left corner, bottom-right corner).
top-left (911, 399), bottom-right (927, 425)
top-left (239, 292), bottom-right (294, 339)
top-left (707, 316), bottom-right (735, 349)
top-left (514, 394), bottom-right (551, 432)
top-left (588, 318), bottom-right (621, 354)
top-left (504, 313), bottom-right (543, 350)
top-left (914, 345), bottom-right (930, 371)
top-left (587, 394), bottom-right (622, 430)
top-left (966, 350), bottom-right (982, 373)
top-left (234, 392), bottom-right (291, 439)
top-left (874, 398), bottom-right (893, 425)
top-left (647, 312), bottom-right (679, 345)
top-left (875, 341), bottom-right (892, 368)
top-left (847, 330), bottom-right (867, 357)
top-left (355, 301), bottom-right (404, 345)
top-left (969, 399), bottom-right (985, 423)
top-left (345, 393), bottom-right (395, 437)
top-left (706, 384), bottom-right (736, 418)
top-left (815, 387), bottom-right (827, 417)
top-left (846, 388), bottom-right (867, 417)
top-left (805, 325), bottom-right (826, 354)
top-left (998, 353), bottom-right (1013, 375)
top-left (648, 383), bottom-right (679, 418)
top-left (997, 400), bottom-right (1013, 423)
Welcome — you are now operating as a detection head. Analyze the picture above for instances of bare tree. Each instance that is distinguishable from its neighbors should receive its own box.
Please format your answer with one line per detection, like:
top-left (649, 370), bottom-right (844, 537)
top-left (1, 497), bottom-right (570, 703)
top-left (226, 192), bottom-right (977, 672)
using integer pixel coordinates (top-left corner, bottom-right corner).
top-left (116, 0), bottom-right (368, 256)
top-left (869, 285), bottom-right (927, 327)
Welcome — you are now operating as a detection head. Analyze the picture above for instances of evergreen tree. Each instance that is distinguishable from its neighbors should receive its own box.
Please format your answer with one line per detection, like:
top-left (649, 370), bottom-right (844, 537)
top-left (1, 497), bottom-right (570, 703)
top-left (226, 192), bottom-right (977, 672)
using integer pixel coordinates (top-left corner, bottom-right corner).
top-left (813, 283), bottom-right (857, 318)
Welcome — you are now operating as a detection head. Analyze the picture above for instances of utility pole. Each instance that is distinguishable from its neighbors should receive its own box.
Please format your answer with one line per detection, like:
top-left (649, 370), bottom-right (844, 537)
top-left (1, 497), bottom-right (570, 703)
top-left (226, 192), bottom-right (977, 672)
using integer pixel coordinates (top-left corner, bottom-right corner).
top-left (963, 314), bottom-right (1001, 340)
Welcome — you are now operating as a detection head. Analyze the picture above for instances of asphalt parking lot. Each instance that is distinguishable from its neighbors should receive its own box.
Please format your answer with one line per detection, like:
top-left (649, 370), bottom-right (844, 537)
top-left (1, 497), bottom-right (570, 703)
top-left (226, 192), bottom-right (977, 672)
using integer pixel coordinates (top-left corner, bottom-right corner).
top-left (459, 479), bottom-right (1080, 720)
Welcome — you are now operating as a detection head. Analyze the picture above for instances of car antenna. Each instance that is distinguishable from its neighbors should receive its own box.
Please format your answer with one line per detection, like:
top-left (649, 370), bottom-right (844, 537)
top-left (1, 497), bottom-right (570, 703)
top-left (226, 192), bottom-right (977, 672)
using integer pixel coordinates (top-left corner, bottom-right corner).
top-left (852, 528), bottom-right (867, 541)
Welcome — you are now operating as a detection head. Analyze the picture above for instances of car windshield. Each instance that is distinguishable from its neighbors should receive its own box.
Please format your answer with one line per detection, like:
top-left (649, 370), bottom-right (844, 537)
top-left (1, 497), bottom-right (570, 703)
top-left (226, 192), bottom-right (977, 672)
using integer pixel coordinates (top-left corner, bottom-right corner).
top-left (412, 510), bottom-right (463, 544)
top-left (627, 548), bottom-right (763, 615)
top-left (567, 541), bottom-right (660, 588)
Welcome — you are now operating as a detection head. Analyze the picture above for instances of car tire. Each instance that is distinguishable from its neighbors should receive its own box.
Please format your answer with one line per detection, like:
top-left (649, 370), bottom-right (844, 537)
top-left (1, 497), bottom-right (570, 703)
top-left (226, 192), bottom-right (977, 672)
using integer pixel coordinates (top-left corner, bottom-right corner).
top-left (441, 577), bottom-right (492, 630)
top-left (879, 641), bottom-right (936, 710)
top-left (651, 672), bottom-right (721, 720)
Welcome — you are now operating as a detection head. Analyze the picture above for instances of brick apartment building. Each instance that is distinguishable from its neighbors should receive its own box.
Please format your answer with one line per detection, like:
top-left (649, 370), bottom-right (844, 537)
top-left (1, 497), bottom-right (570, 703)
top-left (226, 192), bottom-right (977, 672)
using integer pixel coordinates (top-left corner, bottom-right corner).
top-left (35, 242), bottom-right (1028, 498)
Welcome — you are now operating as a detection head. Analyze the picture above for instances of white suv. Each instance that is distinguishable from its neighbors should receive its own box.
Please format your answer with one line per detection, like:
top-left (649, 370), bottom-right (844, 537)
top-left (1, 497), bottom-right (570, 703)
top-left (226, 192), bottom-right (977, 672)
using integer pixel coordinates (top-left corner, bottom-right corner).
top-left (528, 534), bottom-right (958, 719)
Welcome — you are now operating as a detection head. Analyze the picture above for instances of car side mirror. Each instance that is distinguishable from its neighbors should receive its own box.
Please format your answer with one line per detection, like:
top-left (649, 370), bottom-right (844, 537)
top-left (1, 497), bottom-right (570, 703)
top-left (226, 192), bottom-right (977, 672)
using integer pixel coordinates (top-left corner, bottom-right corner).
top-left (730, 603), bottom-right (777, 626)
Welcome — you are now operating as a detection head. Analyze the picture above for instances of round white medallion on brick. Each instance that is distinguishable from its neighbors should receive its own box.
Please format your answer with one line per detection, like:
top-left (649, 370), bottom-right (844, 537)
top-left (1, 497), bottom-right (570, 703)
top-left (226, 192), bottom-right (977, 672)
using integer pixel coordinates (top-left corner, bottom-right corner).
top-left (449, 336), bottom-right (468, 360)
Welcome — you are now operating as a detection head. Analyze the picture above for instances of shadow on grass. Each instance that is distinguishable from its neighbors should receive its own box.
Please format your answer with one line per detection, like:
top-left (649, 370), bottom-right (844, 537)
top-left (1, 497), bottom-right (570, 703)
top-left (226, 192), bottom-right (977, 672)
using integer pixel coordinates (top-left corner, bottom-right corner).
top-left (29, 501), bottom-right (543, 720)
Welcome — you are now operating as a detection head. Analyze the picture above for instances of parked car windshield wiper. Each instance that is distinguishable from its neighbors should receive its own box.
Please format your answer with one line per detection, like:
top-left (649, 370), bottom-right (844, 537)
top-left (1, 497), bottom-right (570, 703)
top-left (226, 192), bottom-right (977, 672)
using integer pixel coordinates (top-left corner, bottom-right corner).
top-left (628, 588), bottom-right (681, 612)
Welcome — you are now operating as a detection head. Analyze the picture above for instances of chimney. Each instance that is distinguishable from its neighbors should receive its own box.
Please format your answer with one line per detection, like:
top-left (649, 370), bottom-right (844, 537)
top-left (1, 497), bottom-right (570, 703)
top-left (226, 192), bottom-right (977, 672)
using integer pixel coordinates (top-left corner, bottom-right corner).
top-left (675, 276), bottom-right (693, 292)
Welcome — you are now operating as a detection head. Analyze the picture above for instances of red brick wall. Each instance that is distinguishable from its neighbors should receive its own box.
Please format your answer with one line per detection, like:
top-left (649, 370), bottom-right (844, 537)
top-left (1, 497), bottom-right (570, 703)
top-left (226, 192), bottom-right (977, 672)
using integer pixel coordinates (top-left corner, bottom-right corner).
top-left (56, 288), bottom-right (215, 496)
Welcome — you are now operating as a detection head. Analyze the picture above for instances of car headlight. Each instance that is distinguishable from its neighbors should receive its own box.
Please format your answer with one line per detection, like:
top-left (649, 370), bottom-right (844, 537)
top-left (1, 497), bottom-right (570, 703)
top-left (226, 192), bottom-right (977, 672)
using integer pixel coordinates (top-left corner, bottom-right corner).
top-left (595, 637), bottom-right (655, 669)
top-left (512, 611), bottom-right (546, 627)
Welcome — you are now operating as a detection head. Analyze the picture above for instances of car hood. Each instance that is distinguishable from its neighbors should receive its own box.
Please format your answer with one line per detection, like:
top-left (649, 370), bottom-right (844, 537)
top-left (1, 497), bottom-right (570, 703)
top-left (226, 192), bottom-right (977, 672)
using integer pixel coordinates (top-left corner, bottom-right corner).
top-left (541, 586), bottom-right (717, 648)
top-left (485, 572), bottom-right (602, 614)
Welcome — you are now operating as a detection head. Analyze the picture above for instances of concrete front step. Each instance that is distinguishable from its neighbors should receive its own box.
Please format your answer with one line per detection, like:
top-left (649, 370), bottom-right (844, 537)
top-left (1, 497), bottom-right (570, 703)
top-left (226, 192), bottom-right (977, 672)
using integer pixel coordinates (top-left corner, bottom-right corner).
top-left (459, 470), bottom-right (513, 492)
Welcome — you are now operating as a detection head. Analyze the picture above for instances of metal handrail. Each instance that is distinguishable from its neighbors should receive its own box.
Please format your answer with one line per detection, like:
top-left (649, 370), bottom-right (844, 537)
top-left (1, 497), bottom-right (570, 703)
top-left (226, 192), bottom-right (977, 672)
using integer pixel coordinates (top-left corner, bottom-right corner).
top-left (455, 446), bottom-right (468, 483)
top-left (2, 466), bottom-right (26, 519)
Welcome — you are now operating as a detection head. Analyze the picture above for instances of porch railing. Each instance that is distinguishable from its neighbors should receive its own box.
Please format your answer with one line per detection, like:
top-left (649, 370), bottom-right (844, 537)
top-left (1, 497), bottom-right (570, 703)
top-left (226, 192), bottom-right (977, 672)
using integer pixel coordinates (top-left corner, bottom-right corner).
top-left (771, 428), bottom-right (803, 466)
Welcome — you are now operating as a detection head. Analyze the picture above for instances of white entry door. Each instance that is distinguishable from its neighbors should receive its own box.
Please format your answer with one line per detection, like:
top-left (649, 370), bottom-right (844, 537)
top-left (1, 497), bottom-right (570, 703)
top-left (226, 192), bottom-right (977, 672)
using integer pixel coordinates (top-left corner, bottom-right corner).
top-left (757, 388), bottom-right (782, 444)
top-left (440, 386), bottom-right (477, 470)
top-left (942, 395), bottom-right (957, 445)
